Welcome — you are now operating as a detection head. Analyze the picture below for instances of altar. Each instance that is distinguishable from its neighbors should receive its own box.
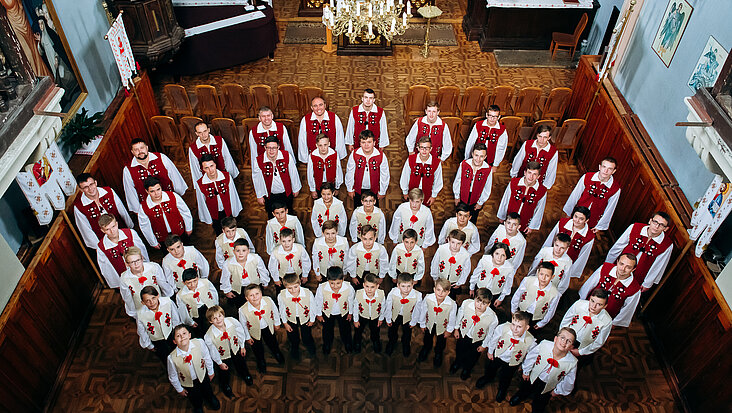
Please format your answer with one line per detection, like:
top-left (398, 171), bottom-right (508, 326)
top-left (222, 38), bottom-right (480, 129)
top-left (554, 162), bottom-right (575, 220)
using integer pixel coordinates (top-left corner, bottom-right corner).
top-left (462, 0), bottom-right (598, 51)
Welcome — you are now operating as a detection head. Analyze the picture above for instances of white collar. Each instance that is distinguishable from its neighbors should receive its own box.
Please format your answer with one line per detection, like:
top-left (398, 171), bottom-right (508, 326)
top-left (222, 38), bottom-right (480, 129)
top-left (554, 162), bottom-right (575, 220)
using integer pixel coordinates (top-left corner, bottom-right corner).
top-left (80, 187), bottom-right (108, 206)
top-left (466, 159), bottom-right (491, 170)
top-left (247, 301), bottom-right (264, 312)
top-left (201, 170), bottom-right (225, 184)
top-left (481, 119), bottom-right (500, 128)
top-left (257, 122), bottom-right (277, 133)
top-left (562, 219), bottom-right (588, 237)
top-left (309, 111), bottom-right (331, 121)
top-left (145, 191), bottom-right (170, 207)
top-left (421, 115), bottom-right (443, 125)
top-left (518, 177), bottom-right (540, 190)
top-left (640, 225), bottom-right (666, 243)
top-left (130, 152), bottom-right (159, 167)
top-left (195, 135), bottom-right (216, 148)
top-left (355, 147), bottom-right (379, 157)
top-left (311, 147), bottom-right (336, 158)
top-left (102, 228), bottom-right (128, 248)
top-left (263, 151), bottom-right (285, 163)
top-left (531, 140), bottom-right (552, 152)
top-left (175, 339), bottom-right (197, 356)
top-left (414, 154), bottom-right (434, 164)
top-left (591, 172), bottom-right (614, 187)
top-left (609, 266), bottom-right (635, 286)
top-left (357, 104), bottom-right (379, 113)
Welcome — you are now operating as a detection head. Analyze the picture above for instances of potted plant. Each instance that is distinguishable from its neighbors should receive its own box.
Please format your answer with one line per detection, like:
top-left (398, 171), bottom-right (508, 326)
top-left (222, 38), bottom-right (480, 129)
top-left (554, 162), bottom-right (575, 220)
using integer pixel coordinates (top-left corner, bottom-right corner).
top-left (59, 108), bottom-right (104, 154)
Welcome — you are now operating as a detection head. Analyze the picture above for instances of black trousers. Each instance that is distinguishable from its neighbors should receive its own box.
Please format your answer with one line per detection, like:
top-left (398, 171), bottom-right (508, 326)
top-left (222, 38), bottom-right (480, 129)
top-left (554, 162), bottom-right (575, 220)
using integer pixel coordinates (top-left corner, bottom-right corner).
top-left (454, 337), bottom-right (481, 372)
top-left (422, 326), bottom-right (447, 356)
top-left (251, 328), bottom-right (281, 364)
top-left (226, 291), bottom-right (246, 310)
top-left (354, 317), bottom-right (380, 345)
top-left (151, 333), bottom-right (176, 363)
top-left (184, 375), bottom-right (216, 410)
top-left (484, 356), bottom-right (520, 393)
top-left (322, 314), bottom-right (352, 348)
top-left (218, 352), bottom-right (251, 388)
top-left (192, 305), bottom-right (210, 338)
top-left (514, 378), bottom-right (553, 413)
top-left (576, 352), bottom-right (595, 371)
top-left (465, 202), bottom-right (481, 224)
top-left (265, 192), bottom-right (294, 217)
top-left (212, 210), bottom-right (227, 236)
top-left (387, 316), bottom-right (413, 347)
top-left (287, 321), bottom-right (315, 350)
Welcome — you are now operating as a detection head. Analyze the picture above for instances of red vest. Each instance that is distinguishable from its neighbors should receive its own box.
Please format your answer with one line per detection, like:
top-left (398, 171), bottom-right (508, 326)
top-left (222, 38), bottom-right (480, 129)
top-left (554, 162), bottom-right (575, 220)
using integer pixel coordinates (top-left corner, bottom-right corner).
top-left (458, 160), bottom-right (491, 205)
top-left (196, 172), bottom-right (233, 218)
top-left (474, 122), bottom-right (506, 162)
top-left (576, 173), bottom-right (621, 228)
top-left (593, 263), bottom-right (641, 318)
top-left (140, 192), bottom-right (186, 243)
top-left (351, 106), bottom-right (384, 147)
top-left (407, 153), bottom-right (440, 199)
top-left (128, 154), bottom-right (174, 203)
top-left (506, 178), bottom-right (547, 231)
top-left (621, 223), bottom-right (673, 285)
top-left (251, 123), bottom-right (286, 154)
top-left (517, 141), bottom-right (557, 185)
top-left (97, 228), bottom-right (135, 274)
top-left (352, 150), bottom-right (384, 195)
top-left (74, 188), bottom-right (126, 239)
top-left (557, 217), bottom-right (595, 262)
top-left (256, 151), bottom-right (294, 197)
top-left (305, 111), bottom-right (338, 153)
top-left (416, 118), bottom-right (446, 158)
top-left (310, 152), bottom-right (338, 192)
top-left (189, 135), bottom-right (226, 172)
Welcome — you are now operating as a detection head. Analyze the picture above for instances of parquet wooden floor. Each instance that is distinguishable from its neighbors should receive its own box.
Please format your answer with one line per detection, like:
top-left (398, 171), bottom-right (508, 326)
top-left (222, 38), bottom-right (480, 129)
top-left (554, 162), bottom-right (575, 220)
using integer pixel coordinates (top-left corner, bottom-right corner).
top-left (49, 2), bottom-right (679, 412)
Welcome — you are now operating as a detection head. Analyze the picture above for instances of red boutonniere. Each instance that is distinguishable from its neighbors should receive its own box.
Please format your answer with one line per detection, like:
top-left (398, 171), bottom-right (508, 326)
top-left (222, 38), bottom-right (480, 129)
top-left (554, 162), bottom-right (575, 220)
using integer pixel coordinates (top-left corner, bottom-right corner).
top-left (332, 293), bottom-right (341, 300)
top-left (221, 332), bottom-right (229, 340)
top-left (410, 215), bottom-right (418, 224)
top-left (448, 256), bottom-right (456, 264)
top-left (138, 276), bottom-right (147, 284)
top-left (154, 311), bottom-right (162, 321)
top-left (471, 315), bottom-right (480, 325)
top-left (177, 260), bottom-right (186, 268)
top-left (433, 306), bottom-right (443, 313)
top-left (184, 354), bottom-right (192, 364)
top-left (400, 298), bottom-right (410, 304)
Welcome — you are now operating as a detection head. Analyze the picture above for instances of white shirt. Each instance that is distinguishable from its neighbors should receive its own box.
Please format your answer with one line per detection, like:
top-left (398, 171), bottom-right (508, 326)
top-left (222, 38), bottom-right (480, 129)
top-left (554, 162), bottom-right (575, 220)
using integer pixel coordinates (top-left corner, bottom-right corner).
top-left (521, 341), bottom-right (576, 396)
top-left (251, 150), bottom-right (302, 198)
top-left (510, 277), bottom-right (561, 328)
top-left (314, 282), bottom-right (356, 317)
top-left (297, 111), bottom-right (346, 162)
top-left (438, 217), bottom-right (481, 256)
top-left (220, 253), bottom-right (270, 291)
top-left (345, 104), bottom-right (390, 147)
top-left (74, 187), bottom-right (134, 248)
top-left (167, 339), bottom-right (215, 393)
top-left (405, 116), bottom-right (453, 161)
top-left (122, 152), bottom-right (188, 213)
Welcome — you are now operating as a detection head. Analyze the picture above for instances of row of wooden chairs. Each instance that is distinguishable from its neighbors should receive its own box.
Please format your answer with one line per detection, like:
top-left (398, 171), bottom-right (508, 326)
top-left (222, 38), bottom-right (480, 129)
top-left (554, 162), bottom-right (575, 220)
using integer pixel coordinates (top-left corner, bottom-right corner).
top-left (402, 84), bottom-right (573, 126)
top-left (164, 83), bottom-right (328, 123)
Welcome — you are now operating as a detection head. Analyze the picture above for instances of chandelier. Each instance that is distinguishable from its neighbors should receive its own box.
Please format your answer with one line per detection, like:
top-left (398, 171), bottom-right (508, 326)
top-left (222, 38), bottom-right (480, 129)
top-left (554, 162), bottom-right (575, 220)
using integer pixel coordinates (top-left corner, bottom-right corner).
top-left (322, 0), bottom-right (411, 44)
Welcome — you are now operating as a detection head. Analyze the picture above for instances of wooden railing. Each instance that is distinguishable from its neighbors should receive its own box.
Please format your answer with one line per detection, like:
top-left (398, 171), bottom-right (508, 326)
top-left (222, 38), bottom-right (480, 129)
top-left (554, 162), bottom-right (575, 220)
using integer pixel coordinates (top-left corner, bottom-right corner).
top-left (0, 72), bottom-right (157, 413)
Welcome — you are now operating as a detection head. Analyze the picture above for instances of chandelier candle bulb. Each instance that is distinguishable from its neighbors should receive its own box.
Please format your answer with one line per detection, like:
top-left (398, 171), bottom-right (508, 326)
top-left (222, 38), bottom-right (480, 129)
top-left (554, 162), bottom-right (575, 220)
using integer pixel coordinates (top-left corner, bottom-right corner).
top-left (403, 11), bottom-right (407, 26)
top-left (380, 3), bottom-right (384, 15)
top-left (406, 1), bottom-right (410, 15)
top-left (368, 21), bottom-right (373, 37)
top-left (368, 3), bottom-right (372, 17)
top-left (330, 0), bottom-right (334, 8)
top-left (348, 19), bottom-right (353, 33)
top-left (356, 3), bottom-right (360, 16)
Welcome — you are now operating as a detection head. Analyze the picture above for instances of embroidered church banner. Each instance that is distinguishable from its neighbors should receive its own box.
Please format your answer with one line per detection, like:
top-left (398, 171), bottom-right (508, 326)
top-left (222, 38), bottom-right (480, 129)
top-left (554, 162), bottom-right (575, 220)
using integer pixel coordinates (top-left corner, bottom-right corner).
top-left (688, 175), bottom-right (732, 257)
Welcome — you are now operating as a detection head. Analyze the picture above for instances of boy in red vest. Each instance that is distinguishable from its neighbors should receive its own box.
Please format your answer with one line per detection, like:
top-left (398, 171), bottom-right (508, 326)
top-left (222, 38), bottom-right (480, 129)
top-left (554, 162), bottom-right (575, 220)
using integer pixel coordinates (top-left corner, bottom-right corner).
top-left (167, 324), bottom-right (220, 413)
top-left (96, 214), bottom-right (147, 289)
top-left (450, 288), bottom-right (499, 380)
top-left (345, 130), bottom-right (390, 207)
top-left (453, 143), bottom-right (493, 223)
top-left (579, 253), bottom-right (641, 327)
top-left (345, 88), bottom-right (389, 151)
top-left (510, 125), bottom-right (558, 189)
top-left (399, 136), bottom-right (443, 206)
top-left (497, 161), bottom-right (548, 234)
top-left (251, 136), bottom-right (301, 216)
top-left (204, 305), bottom-right (253, 398)
top-left (138, 176), bottom-right (193, 249)
top-left (383, 272), bottom-right (423, 356)
top-left (73, 173), bottom-right (133, 248)
top-left (188, 120), bottom-right (240, 182)
top-left (464, 105), bottom-right (508, 164)
top-left (541, 206), bottom-right (594, 280)
top-left (123, 138), bottom-right (187, 213)
top-left (298, 97), bottom-right (346, 163)
top-left (306, 133), bottom-right (344, 197)
top-left (194, 153), bottom-right (242, 235)
top-left (405, 101), bottom-right (452, 161)
top-left (562, 157), bottom-right (620, 231)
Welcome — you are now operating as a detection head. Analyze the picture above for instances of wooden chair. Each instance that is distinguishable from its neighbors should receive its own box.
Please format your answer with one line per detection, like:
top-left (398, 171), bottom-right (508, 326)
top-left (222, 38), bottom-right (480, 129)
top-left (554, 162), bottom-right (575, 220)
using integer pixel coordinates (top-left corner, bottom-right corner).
top-left (512, 86), bottom-right (542, 121)
top-left (458, 85), bottom-right (487, 121)
top-left (441, 116), bottom-right (463, 163)
top-left (150, 116), bottom-right (186, 163)
top-left (550, 13), bottom-right (588, 60)
top-left (221, 83), bottom-right (251, 119)
top-left (520, 119), bottom-right (558, 146)
top-left (436, 86), bottom-right (460, 117)
top-left (195, 85), bottom-right (223, 122)
top-left (402, 85), bottom-right (431, 125)
top-left (300, 86), bottom-right (325, 116)
top-left (211, 117), bottom-right (247, 167)
top-left (500, 116), bottom-right (524, 158)
top-left (249, 84), bottom-right (275, 113)
top-left (487, 85), bottom-right (514, 115)
top-left (554, 118), bottom-right (587, 163)
top-left (537, 87), bottom-right (573, 121)
top-left (180, 115), bottom-right (204, 147)
top-left (275, 118), bottom-right (297, 155)
top-left (164, 84), bottom-right (193, 120)
top-left (276, 84), bottom-right (301, 120)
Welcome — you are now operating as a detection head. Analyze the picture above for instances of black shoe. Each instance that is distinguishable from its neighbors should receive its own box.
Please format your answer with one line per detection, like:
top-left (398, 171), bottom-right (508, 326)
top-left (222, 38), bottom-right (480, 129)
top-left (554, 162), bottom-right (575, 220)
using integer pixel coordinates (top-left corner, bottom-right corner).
top-left (257, 361), bottom-right (267, 374)
top-left (417, 347), bottom-right (429, 362)
top-left (323, 344), bottom-right (331, 355)
top-left (403, 344), bottom-right (411, 357)
top-left (273, 351), bottom-right (285, 364)
top-left (509, 394), bottom-right (524, 406)
top-left (243, 375), bottom-right (254, 385)
top-left (289, 346), bottom-right (300, 361)
top-left (433, 353), bottom-right (443, 368)
top-left (449, 361), bottom-right (460, 375)
top-left (495, 388), bottom-right (508, 403)
top-left (475, 376), bottom-right (492, 389)
top-left (207, 395), bottom-right (221, 410)
top-left (344, 343), bottom-right (354, 353)
top-left (373, 341), bottom-right (382, 353)
top-left (353, 342), bottom-right (362, 353)
top-left (385, 342), bottom-right (395, 355)
top-left (222, 385), bottom-right (234, 398)
top-left (460, 369), bottom-right (471, 381)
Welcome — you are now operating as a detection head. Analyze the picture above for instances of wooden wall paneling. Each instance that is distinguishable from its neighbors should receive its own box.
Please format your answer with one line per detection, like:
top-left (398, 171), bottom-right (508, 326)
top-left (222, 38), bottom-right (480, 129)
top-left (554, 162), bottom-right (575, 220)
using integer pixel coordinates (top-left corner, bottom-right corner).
top-left (565, 55), bottom-right (601, 120)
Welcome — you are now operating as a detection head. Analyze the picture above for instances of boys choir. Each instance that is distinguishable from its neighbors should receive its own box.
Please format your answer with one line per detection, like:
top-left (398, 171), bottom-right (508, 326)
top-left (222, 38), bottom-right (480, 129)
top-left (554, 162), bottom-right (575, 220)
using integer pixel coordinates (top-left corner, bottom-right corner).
top-left (74, 92), bottom-right (673, 413)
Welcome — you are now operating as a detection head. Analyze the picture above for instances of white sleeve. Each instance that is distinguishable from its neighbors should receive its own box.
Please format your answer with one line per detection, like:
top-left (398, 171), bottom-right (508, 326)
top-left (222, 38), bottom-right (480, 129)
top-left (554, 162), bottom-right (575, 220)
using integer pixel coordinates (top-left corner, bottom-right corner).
top-left (562, 177), bottom-right (584, 217)
top-left (311, 243), bottom-right (323, 278)
top-left (521, 342), bottom-right (541, 376)
top-left (131, 230), bottom-right (149, 261)
top-left (194, 183), bottom-right (212, 224)
top-left (415, 297), bottom-right (427, 328)
top-left (220, 140), bottom-right (240, 179)
top-left (267, 255), bottom-right (279, 283)
top-left (542, 151), bottom-right (558, 189)
top-left (568, 240), bottom-right (593, 279)
top-left (527, 252), bottom-right (542, 278)
top-left (174, 193), bottom-right (194, 232)
top-left (429, 253), bottom-right (439, 280)
top-left (155, 264), bottom-right (175, 298)
top-left (446, 301), bottom-right (458, 333)
top-left (189, 148), bottom-right (202, 183)
top-left (250, 157), bottom-right (268, 198)
top-left (232, 317), bottom-right (250, 341)
top-left (378, 245), bottom-right (389, 278)
top-left (277, 292), bottom-right (288, 324)
top-left (248, 132), bottom-right (259, 164)
top-left (220, 262), bottom-right (232, 293)
top-left (512, 242), bottom-right (526, 274)
top-left (382, 292), bottom-right (393, 322)
top-left (306, 158), bottom-right (317, 193)
top-left (432, 164), bottom-right (444, 198)
top-left (496, 185), bottom-right (511, 221)
top-left (542, 224), bottom-right (559, 249)
top-left (281, 127), bottom-right (296, 161)
top-left (288, 155), bottom-right (302, 194)
top-left (510, 143), bottom-right (526, 178)
top-left (311, 210), bottom-right (322, 238)
top-left (137, 317), bottom-right (155, 349)
top-left (137, 210), bottom-right (158, 246)
top-left (452, 167), bottom-right (462, 201)
top-left (161, 154), bottom-right (188, 195)
top-left (268, 297), bottom-right (282, 326)
top-left (377, 213), bottom-right (387, 244)
top-left (379, 111), bottom-right (389, 147)
top-left (295, 220), bottom-right (305, 245)
top-left (349, 213), bottom-right (358, 243)
top-left (243, 230), bottom-right (255, 254)
top-left (333, 116), bottom-right (346, 159)
top-left (199, 339), bottom-right (215, 375)
top-left (467, 226), bottom-right (480, 256)
top-left (265, 223), bottom-right (275, 255)
top-left (528, 193), bottom-right (547, 230)
top-left (351, 293), bottom-right (360, 323)
top-left (486, 323), bottom-right (502, 353)
top-left (297, 117), bottom-right (309, 163)
top-left (477, 172), bottom-right (493, 206)
top-left (177, 294), bottom-right (194, 325)
top-left (300, 245), bottom-right (312, 278)
top-left (228, 176), bottom-right (242, 217)
top-left (494, 130), bottom-right (508, 167)
top-left (73, 206), bottom-right (98, 249)
top-left (344, 246), bottom-right (357, 277)
top-left (193, 248), bottom-right (210, 279)
top-left (405, 121), bottom-right (419, 153)
top-left (336, 160), bottom-right (344, 190)
top-left (643, 244), bottom-right (673, 288)
top-left (204, 333), bottom-right (223, 366)
top-left (399, 163), bottom-right (411, 195)
top-left (114, 191), bottom-right (135, 229)
top-left (464, 125), bottom-right (478, 160)
top-left (388, 209), bottom-right (403, 243)
top-left (605, 226), bottom-right (632, 264)
top-left (422, 212), bottom-right (436, 247)
top-left (578, 267), bottom-right (601, 299)
top-left (469, 259), bottom-right (484, 291)
top-left (314, 285), bottom-right (325, 316)
top-left (388, 249), bottom-right (398, 279)
top-left (437, 222), bottom-right (449, 245)
top-left (510, 278), bottom-right (527, 313)
top-left (440, 124), bottom-right (452, 161)
top-left (596, 189), bottom-right (620, 231)
top-left (344, 110), bottom-right (355, 146)
top-left (119, 283), bottom-right (138, 318)
top-left (500, 264), bottom-right (515, 302)
top-left (338, 206), bottom-right (348, 236)
top-left (257, 255), bottom-right (271, 286)
top-left (455, 305), bottom-right (465, 337)
top-left (415, 252), bottom-right (426, 281)
top-left (122, 167), bottom-right (141, 213)
top-left (167, 355), bottom-right (184, 393)
top-left (378, 155), bottom-right (390, 196)
top-left (96, 249), bottom-right (121, 289)
top-left (613, 291), bottom-right (641, 327)
top-left (344, 154), bottom-right (356, 193)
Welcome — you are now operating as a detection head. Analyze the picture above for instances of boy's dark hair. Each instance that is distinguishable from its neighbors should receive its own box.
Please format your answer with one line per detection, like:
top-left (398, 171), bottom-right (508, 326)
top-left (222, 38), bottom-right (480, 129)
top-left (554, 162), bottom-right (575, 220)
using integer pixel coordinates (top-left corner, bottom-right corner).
top-left (164, 234), bottom-right (182, 249)
top-left (474, 288), bottom-right (493, 304)
top-left (538, 261), bottom-right (556, 274)
top-left (506, 212), bottom-right (521, 222)
top-left (244, 284), bottom-right (262, 296)
top-left (555, 232), bottom-right (572, 245)
top-left (358, 129), bottom-right (375, 143)
top-left (199, 153), bottom-right (216, 166)
top-left (361, 190), bottom-right (377, 201)
top-left (363, 272), bottom-right (378, 285)
top-left (589, 288), bottom-right (610, 301)
top-left (279, 227), bottom-right (295, 239)
top-left (221, 216), bottom-right (237, 229)
top-left (525, 161), bottom-right (541, 172)
top-left (401, 228), bottom-right (418, 241)
top-left (321, 220), bottom-right (338, 232)
top-left (320, 181), bottom-right (335, 193)
top-left (326, 266), bottom-right (345, 281)
top-left (456, 202), bottom-right (471, 214)
top-left (76, 172), bottom-right (94, 185)
top-left (130, 137), bottom-right (146, 147)
top-left (182, 268), bottom-right (198, 282)
top-left (512, 311), bottom-right (532, 325)
top-left (448, 229), bottom-right (467, 243)
top-left (264, 136), bottom-right (280, 146)
top-left (97, 213), bottom-right (115, 229)
top-left (143, 176), bottom-right (161, 190)
top-left (396, 272), bottom-right (414, 284)
top-left (282, 273), bottom-right (301, 286)
top-left (271, 201), bottom-right (287, 212)
top-left (487, 104), bottom-right (501, 114)
top-left (233, 238), bottom-right (249, 249)
top-left (488, 242), bottom-right (512, 260)
top-left (173, 324), bottom-right (191, 335)
top-left (572, 205), bottom-right (591, 220)
top-left (360, 224), bottom-right (377, 237)
top-left (140, 285), bottom-right (159, 300)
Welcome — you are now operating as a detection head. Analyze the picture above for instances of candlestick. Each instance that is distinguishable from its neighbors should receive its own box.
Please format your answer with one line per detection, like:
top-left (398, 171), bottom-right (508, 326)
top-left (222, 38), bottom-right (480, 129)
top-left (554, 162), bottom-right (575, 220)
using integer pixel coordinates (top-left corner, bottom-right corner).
top-left (368, 22), bottom-right (373, 37)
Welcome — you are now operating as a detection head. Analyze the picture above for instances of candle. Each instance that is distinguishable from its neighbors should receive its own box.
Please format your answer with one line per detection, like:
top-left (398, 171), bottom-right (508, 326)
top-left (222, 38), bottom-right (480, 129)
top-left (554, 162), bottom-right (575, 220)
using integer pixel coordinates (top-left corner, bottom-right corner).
top-left (356, 3), bottom-right (360, 16)
top-left (391, 17), bottom-right (396, 33)
top-left (380, 3), bottom-right (383, 15)
top-left (368, 3), bottom-right (372, 17)
top-left (403, 11), bottom-right (407, 26)
top-left (330, 0), bottom-right (334, 8)
top-left (368, 22), bottom-right (373, 37)
top-left (331, 13), bottom-right (335, 26)
top-left (406, 1), bottom-right (410, 15)
top-left (348, 19), bottom-right (353, 34)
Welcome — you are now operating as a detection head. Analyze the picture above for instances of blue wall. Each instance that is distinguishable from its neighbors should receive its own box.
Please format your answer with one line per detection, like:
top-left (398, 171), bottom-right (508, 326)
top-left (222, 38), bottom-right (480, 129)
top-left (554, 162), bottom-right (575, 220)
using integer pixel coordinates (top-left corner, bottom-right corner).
top-left (614, 0), bottom-right (729, 202)
top-left (586, 0), bottom-right (625, 55)
top-left (0, 0), bottom-right (120, 252)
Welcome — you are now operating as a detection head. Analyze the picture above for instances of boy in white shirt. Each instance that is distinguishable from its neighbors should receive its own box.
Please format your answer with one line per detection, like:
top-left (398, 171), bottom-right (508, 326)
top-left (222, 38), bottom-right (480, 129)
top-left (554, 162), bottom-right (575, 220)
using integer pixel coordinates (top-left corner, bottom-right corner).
top-left (383, 273), bottom-right (422, 357)
top-left (311, 182), bottom-right (347, 237)
top-left (162, 234), bottom-right (209, 291)
top-left (176, 269), bottom-right (219, 338)
top-left (239, 284), bottom-right (284, 373)
top-left (278, 273), bottom-right (317, 359)
top-left (136, 286), bottom-right (181, 362)
top-left (470, 243), bottom-right (514, 307)
top-left (315, 266), bottom-right (356, 354)
top-left (312, 220), bottom-right (349, 282)
top-left (352, 272), bottom-right (385, 353)
top-left (348, 190), bottom-right (386, 244)
top-left (204, 305), bottom-right (253, 398)
top-left (388, 229), bottom-right (425, 283)
top-left (221, 239), bottom-right (270, 308)
top-left (416, 278), bottom-right (458, 367)
top-left (510, 262), bottom-right (560, 330)
top-left (389, 188), bottom-right (436, 247)
top-left (268, 228), bottom-right (311, 286)
top-left (214, 216), bottom-right (255, 269)
top-left (527, 233), bottom-right (573, 295)
top-left (450, 288), bottom-right (499, 380)
top-left (438, 203), bottom-right (481, 256)
top-left (484, 213), bottom-right (526, 274)
top-left (345, 224), bottom-right (389, 285)
top-left (166, 325), bottom-right (220, 412)
top-left (265, 201), bottom-right (305, 255)
top-left (431, 229), bottom-right (472, 299)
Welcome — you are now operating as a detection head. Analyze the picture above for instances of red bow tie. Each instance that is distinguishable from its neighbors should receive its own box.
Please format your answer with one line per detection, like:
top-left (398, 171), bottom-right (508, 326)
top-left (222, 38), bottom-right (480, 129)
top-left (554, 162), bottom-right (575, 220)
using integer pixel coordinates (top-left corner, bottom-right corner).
top-left (508, 337), bottom-right (519, 349)
top-left (280, 225), bottom-right (287, 232)
top-left (433, 306), bottom-right (443, 313)
top-left (184, 354), bottom-right (192, 364)
top-left (536, 290), bottom-right (545, 299)
top-left (501, 238), bottom-right (511, 245)
top-left (582, 315), bottom-right (593, 326)
top-left (177, 259), bottom-right (186, 268)
top-left (138, 276), bottom-right (147, 284)
top-left (285, 253), bottom-right (294, 261)
top-left (229, 242), bottom-right (235, 248)
top-left (154, 311), bottom-right (163, 322)
top-left (400, 298), bottom-right (410, 304)
top-left (471, 315), bottom-right (481, 325)
top-left (366, 215), bottom-right (372, 222)
top-left (221, 332), bottom-right (229, 340)
top-left (254, 310), bottom-right (264, 319)
top-left (242, 269), bottom-right (249, 279)
top-left (366, 298), bottom-right (376, 304)
top-left (292, 297), bottom-right (301, 303)
top-left (193, 292), bottom-right (200, 299)
top-left (549, 260), bottom-right (558, 267)
top-left (410, 215), bottom-right (419, 224)
top-left (448, 256), bottom-right (457, 264)
top-left (332, 293), bottom-right (341, 300)
top-left (364, 252), bottom-right (372, 261)
top-left (546, 357), bottom-right (559, 372)
top-left (328, 247), bottom-right (337, 256)
top-left (404, 252), bottom-right (412, 257)
top-left (491, 267), bottom-right (500, 276)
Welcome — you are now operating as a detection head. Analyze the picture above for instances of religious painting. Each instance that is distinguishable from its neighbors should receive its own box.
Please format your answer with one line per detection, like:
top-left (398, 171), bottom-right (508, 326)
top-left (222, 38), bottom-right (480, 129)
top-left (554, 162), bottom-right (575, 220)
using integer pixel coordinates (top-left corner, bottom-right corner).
top-left (651, 0), bottom-right (693, 67)
top-left (3, 0), bottom-right (86, 115)
top-left (688, 36), bottom-right (728, 92)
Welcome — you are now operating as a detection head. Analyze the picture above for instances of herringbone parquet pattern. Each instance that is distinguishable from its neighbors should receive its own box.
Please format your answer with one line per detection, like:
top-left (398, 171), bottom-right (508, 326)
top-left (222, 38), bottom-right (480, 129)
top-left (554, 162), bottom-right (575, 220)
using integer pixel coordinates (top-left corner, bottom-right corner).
top-left (50, 2), bottom-right (678, 412)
